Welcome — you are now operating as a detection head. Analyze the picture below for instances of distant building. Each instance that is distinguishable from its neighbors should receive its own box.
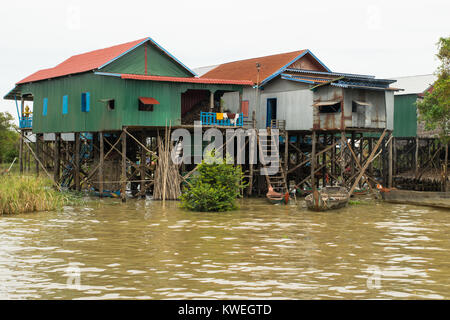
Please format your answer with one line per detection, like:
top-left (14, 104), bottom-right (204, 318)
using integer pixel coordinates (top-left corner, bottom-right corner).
top-left (389, 74), bottom-right (437, 138)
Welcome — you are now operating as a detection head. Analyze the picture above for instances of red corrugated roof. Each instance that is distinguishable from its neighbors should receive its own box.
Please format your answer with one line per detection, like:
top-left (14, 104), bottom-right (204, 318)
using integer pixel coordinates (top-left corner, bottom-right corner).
top-left (121, 74), bottom-right (253, 85)
top-left (17, 38), bottom-right (148, 84)
top-left (139, 97), bottom-right (160, 105)
top-left (201, 50), bottom-right (306, 84)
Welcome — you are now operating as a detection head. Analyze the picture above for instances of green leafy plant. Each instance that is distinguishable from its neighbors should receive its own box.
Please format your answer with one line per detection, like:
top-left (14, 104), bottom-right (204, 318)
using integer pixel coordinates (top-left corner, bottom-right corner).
top-left (416, 36), bottom-right (450, 144)
top-left (180, 152), bottom-right (246, 212)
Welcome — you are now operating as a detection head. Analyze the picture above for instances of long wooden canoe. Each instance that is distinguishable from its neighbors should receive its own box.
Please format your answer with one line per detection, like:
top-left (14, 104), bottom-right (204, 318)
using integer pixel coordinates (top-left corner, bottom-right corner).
top-left (379, 189), bottom-right (450, 209)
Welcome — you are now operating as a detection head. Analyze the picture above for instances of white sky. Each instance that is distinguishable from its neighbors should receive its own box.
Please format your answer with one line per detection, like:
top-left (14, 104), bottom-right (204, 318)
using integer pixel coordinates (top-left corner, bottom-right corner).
top-left (1, 0), bottom-right (449, 118)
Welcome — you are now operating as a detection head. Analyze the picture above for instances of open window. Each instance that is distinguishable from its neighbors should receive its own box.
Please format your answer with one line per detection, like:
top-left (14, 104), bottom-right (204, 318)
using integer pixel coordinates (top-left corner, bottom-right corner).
top-left (314, 100), bottom-right (342, 113)
top-left (81, 92), bottom-right (90, 112)
top-left (100, 99), bottom-right (115, 110)
top-left (352, 100), bottom-right (370, 112)
top-left (138, 97), bottom-right (160, 111)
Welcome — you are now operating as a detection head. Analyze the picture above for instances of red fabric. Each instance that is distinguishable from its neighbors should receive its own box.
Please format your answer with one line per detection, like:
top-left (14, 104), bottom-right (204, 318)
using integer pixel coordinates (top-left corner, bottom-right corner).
top-left (139, 97), bottom-right (160, 105)
top-left (17, 38), bottom-right (148, 84)
top-left (121, 74), bottom-right (253, 85)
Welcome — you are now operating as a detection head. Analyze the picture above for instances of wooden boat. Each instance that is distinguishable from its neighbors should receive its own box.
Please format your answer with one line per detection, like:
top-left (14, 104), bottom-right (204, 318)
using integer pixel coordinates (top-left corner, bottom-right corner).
top-left (266, 186), bottom-right (289, 204)
top-left (378, 187), bottom-right (450, 209)
top-left (305, 186), bottom-right (349, 211)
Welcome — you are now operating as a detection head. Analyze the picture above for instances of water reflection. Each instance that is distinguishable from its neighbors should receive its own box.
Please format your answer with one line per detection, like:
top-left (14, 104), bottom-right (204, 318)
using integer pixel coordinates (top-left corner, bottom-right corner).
top-left (0, 197), bottom-right (448, 299)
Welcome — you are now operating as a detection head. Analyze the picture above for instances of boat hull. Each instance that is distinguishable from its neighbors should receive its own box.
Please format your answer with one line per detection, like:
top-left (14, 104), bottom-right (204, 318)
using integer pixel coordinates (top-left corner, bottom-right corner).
top-left (305, 187), bottom-right (349, 211)
top-left (380, 189), bottom-right (450, 209)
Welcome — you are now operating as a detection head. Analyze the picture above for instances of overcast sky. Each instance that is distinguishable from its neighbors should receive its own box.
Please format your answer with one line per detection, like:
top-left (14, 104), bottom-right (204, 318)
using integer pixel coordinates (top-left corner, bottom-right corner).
top-left (1, 0), bottom-right (449, 117)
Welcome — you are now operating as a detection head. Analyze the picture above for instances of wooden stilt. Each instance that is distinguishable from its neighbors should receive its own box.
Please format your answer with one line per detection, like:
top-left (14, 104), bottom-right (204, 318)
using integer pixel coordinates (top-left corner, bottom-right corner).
top-left (35, 134), bottom-right (40, 176)
top-left (284, 130), bottom-right (289, 178)
top-left (388, 132), bottom-right (393, 188)
top-left (121, 130), bottom-right (127, 202)
top-left (415, 136), bottom-right (419, 177)
top-left (140, 131), bottom-right (146, 197)
top-left (311, 131), bottom-right (316, 192)
top-left (99, 132), bottom-right (104, 196)
top-left (54, 133), bottom-right (61, 182)
top-left (74, 133), bottom-right (80, 191)
top-left (331, 134), bottom-right (336, 185)
top-left (19, 131), bottom-right (24, 174)
top-left (210, 91), bottom-right (214, 112)
top-left (443, 143), bottom-right (448, 192)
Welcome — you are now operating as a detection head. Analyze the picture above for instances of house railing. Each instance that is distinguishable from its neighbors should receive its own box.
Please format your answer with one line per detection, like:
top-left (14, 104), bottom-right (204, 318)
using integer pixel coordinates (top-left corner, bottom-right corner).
top-left (270, 119), bottom-right (286, 130)
top-left (200, 112), bottom-right (244, 127)
top-left (19, 116), bottom-right (32, 129)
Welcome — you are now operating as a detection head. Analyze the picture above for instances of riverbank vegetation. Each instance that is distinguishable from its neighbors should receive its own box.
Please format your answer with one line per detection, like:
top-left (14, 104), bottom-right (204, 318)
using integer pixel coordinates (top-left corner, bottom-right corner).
top-left (417, 36), bottom-right (449, 144)
top-left (0, 112), bottom-right (19, 164)
top-left (180, 152), bottom-right (246, 212)
top-left (0, 174), bottom-right (81, 215)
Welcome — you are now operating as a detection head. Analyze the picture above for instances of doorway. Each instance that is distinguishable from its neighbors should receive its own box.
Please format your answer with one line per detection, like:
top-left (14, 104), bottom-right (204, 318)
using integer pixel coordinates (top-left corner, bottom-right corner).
top-left (266, 98), bottom-right (277, 128)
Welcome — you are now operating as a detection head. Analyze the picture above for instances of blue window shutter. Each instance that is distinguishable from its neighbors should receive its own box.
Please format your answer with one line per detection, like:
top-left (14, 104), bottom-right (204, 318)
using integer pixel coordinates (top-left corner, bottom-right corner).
top-left (62, 95), bottom-right (68, 114)
top-left (81, 93), bottom-right (86, 112)
top-left (43, 98), bottom-right (48, 116)
top-left (86, 92), bottom-right (90, 112)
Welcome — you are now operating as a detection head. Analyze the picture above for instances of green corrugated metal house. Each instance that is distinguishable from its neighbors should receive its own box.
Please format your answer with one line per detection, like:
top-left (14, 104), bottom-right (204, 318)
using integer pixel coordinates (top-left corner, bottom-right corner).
top-left (364, 74), bottom-right (436, 138)
top-left (390, 74), bottom-right (436, 138)
top-left (4, 37), bottom-right (251, 133)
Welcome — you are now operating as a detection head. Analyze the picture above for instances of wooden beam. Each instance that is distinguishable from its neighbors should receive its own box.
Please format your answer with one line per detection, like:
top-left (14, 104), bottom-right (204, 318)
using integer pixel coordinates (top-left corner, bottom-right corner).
top-left (311, 131), bottom-right (317, 192)
top-left (121, 130), bottom-right (127, 202)
top-left (35, 134), bottom-right (40, 176)
top-left (349, 129), bottom-right (387, 195)
top-left (99, 132), bottom-right (104, 196)
top-left (54, 133), bottom-right (61, 183)
top-left (75, 133), bottom-right (80, 191)
top-left (388, 134), bottom-right (393, 188)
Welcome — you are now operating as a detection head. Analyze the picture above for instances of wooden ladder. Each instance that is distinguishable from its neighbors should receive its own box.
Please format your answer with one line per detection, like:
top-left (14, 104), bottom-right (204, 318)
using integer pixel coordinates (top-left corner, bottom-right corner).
top-left (258, 129), bottom-right (288, 194)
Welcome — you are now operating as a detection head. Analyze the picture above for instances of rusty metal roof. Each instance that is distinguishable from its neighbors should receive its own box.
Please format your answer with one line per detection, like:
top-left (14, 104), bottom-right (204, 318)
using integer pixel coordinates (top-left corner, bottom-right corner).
top-left (121, 73), bottom-right (253, 85)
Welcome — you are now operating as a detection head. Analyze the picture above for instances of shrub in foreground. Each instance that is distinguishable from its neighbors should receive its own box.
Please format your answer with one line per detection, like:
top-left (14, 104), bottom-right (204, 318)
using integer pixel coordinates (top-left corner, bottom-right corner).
top-left (180, 153), bottom-right (246, 212)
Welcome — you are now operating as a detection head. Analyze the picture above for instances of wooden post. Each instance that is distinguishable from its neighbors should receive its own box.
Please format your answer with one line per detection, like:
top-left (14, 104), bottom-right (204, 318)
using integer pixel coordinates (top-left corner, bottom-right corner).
top-left (442, 142), bottom-right (448, 191)
top-left (140, 131), bottom-right (146, 197)
top-left (388, 133), bottom-right (393, 188)
top-left (99, 132), bottom-right (104, 196)
top-left (415, 136), bottom-right (419, 177)
top-left (340, 132), bottom-right (346, 185)
top-left (358, 135), bottom-right (364, 188)
top-left (350, 132), bottom-right (355, 179)
top-left (210, 91), bottom-right (214, 112)
top-left (54, 133), bottom-right (61, 182)
top-left (331, 134), bottom-right (336, 185)
top-left (368, 138), bottom-right (373, 177)
top-left (247, 111), bottom-right (256, 196)
top-left (74, 133), bottom-right (80, 191)
top-left (19, 131), bottom-right (24, 174)
top-left (311, 131), bottom-right (316, 192)
top-left (284, 130), bottom-right (289, 176)
top-left (322, 133), bottom-right (327, 187)
top-left (393, 137), bottom-right (397, 177)
top-left (35, 134), bottom-right (40, 176)
top-left (121, 130), bottom-right (127, 202)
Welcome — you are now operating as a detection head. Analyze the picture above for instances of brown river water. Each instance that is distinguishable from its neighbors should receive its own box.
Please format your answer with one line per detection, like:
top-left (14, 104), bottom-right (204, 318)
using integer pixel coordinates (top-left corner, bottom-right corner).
top-left (0, 197), bottom-right (449, 299)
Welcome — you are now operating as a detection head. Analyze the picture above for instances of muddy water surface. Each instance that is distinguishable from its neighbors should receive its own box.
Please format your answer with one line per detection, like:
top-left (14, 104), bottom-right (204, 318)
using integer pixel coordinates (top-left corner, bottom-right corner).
top-left (0, 197), bottom-right (448, 299)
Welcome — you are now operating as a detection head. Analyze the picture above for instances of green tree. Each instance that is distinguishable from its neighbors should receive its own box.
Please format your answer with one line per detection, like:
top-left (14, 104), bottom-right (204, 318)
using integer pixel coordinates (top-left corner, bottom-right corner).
top-left (417, 36), bottom-right (450, 143)
top-left (180, 152), bottom-right (246, 212)
top-left (0, 112), bottom-right (19, 163)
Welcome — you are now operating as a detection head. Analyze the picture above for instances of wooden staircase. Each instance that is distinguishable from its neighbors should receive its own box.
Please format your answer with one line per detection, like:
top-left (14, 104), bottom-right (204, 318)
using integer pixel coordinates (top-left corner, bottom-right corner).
top-left (258, 129), bottom-right (288, 194)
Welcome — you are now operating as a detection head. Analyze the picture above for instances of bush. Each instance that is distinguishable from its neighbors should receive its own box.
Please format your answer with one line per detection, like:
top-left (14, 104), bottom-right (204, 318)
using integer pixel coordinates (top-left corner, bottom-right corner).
top-left (180, 152), bottom-right (246, 212)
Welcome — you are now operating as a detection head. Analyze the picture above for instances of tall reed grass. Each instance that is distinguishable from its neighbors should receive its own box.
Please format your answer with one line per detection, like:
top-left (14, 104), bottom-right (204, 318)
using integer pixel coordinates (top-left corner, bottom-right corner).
top-left (0, 175), bottom-right (78, 215)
